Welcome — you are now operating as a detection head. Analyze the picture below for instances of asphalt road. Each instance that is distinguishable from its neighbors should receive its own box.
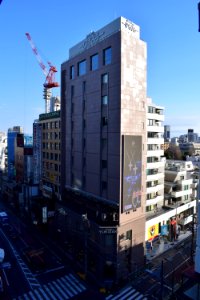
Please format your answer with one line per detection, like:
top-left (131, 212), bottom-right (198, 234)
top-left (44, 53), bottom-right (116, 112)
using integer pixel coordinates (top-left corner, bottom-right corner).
top-left (0, 199), bottom-right (89, 299)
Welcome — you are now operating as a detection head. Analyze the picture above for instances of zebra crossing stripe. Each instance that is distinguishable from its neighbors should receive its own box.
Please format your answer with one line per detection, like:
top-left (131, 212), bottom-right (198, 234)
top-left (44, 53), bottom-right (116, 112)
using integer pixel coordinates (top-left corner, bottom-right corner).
top-left (28, 291), bottom-right (38, 300)
top-left (23, 294), bottom-right (31, 300)
top-left (120, 289), bottom-right (137, 300)
top-left (47, 282), bottom-right (64, 299)
top-left (33, 289), bottom-right (44, 300)
top-left (106, 295), bottom-right (113, 300)
top-left (126, 291), bottom-right (140, 300)
top-left (38, 287), bottom-right (52, 300)
top-left (51, 281), bottom-right (69, 299)
top-left (43, 285), bottom-right (57, 300)
top-left (65, 274), bottom-right (86, 292)
top-left (62, 276), bottom-right (81, 295)
top-left (57, 278), bottom-right (74, 297)
top-left (55, 278), bottom-right (72, 298)
top-left (13, 274), bottom-right (87, 300)
top-left (110, 286), bottom-right (133, 300)
top-left (134, 294), bottom-right (145, 300)
top-left (106, 287), bottom-right (146, 300)
top-left (68, 273), bottom-right (86, 290)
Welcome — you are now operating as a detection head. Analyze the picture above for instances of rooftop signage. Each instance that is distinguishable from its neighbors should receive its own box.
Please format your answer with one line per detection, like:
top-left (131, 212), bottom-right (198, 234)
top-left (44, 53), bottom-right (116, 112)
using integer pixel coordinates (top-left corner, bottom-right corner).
top-left (69, 17), bottom-right (140, 58)
top-left (39, 110), bottom-right (60, 121)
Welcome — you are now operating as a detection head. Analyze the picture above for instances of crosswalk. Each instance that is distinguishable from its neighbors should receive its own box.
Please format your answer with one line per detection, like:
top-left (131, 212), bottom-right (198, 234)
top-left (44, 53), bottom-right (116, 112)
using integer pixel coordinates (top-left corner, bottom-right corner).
top-left (106, 286), bottom-right (148, 300)
top-left (13, 273), bottom-right (86, 300)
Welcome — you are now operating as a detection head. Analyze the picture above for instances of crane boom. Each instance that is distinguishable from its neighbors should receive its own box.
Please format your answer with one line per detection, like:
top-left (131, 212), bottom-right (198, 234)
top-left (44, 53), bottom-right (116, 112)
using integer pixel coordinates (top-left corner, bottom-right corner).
top-left (25, 32), bottom-right (59, 89)
top-left (25, 33), bottom-right (48, 77)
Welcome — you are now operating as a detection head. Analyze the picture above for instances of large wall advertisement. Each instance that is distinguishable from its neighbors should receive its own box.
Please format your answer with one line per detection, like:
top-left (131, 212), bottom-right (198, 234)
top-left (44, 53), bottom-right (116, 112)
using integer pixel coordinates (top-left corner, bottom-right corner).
top-left (121, 135), bottom-right (142, 212)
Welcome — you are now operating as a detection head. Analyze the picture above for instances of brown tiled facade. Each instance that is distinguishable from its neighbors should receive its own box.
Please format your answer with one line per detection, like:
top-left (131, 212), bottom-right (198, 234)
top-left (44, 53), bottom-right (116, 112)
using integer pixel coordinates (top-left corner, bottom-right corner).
top-left (39, 111), bottom-right (61, 199)
top-left (61, 17), bottom-right (147, 284)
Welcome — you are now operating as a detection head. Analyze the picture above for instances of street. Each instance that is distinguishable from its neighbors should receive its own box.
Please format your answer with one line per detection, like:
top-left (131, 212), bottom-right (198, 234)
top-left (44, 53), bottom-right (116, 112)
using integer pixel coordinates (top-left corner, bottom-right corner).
top-left (0, 200), bottom-right (89, 299)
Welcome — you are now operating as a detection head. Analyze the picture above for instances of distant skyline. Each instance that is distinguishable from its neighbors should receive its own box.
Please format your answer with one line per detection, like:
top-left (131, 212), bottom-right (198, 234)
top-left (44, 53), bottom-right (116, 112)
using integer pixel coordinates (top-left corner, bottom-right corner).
top-left (0, 0), bottom-right (200, 137)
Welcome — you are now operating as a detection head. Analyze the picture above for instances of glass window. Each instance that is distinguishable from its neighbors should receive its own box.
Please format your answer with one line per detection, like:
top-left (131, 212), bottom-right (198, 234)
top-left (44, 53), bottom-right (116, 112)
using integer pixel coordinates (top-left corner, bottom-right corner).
top-left (102, 73), bottom-right (108, 84)
top-left (90, 54), bottom-right (98, 71)
top-left (102, 181), bottom-right (107, 190)
top-left (103, 47), bottom-right (112, 65)
top-left (70, 65), bottom-right (75, 79)
top-left (126, 230), bottom-right (132, 240)
top-left (102, 138), bottom-right (107, 149)
top-left (102, 95), bottom-right (108, 105)
top-left (102, 160), bottom-right (107, 168)
top-left (102, 117), bottom-right (108, 126)
top-left (78, 60), bottom-right (86, 76)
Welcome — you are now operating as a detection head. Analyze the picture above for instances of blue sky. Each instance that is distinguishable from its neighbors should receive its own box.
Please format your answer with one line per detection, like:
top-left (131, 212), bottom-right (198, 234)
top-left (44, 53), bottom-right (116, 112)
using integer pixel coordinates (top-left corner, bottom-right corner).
top-left (0, 0), bottom-right (200, 137)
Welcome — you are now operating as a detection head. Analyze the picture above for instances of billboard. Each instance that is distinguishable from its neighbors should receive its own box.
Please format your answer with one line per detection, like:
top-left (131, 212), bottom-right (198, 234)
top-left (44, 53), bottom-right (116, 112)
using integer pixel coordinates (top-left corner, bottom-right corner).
top-left (147, 224), bottom-right (159, 241)
top-left (121, 135), bottom-right (142, 212)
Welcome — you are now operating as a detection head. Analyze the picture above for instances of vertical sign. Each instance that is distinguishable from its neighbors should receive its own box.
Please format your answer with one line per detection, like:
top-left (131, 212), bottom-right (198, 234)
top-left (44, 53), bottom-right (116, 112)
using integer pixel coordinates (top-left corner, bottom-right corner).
top-left (42, 206), bottom-right (48, 224)
top-left (122, 135), bottom-right (142, 212)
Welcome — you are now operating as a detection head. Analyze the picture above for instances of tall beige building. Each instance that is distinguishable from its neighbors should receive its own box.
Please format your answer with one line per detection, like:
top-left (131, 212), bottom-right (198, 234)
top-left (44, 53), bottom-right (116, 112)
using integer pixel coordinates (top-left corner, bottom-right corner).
top-left (61, 17), bottom-right (147, 284)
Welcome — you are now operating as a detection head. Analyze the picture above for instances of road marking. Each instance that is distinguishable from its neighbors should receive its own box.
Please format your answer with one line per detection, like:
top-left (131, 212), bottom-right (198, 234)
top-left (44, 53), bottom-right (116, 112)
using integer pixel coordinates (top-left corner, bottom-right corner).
top-left (13, 273), bottom-right (87, 299)
top-left (42, 265), bottom-right (64, 274)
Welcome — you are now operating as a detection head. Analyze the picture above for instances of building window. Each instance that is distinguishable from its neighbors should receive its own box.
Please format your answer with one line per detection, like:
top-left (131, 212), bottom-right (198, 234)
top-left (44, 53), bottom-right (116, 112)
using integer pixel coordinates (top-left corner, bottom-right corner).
top-left (102, 181), bottom-right (107, 190)
top-left (102, 117), bottom-right (108, 126)
top-left (126, 230), bottom-right (132, 240)
top-left (71, 85), bottom-right (74, 98)
top-left (148, 119), bottom-right (154, 126)
top-left (90, 54), bottom-right (98, 71)
top-left (102, 138), bottom-right (107, 150)
top-left (102, 73), bottom-right (108, 84)
top-left (70, 65), bottom-right (75, 79)
top-left (78, 60), bottom-right (86, 76)
top-left (102, 95), bottom-right (108, 105)
top-left (102, 160), bottom-right (107, 168)
top-left (103, 47), bottom-right (112, 65)
top-left (148, 106), bottom-right (155, 114)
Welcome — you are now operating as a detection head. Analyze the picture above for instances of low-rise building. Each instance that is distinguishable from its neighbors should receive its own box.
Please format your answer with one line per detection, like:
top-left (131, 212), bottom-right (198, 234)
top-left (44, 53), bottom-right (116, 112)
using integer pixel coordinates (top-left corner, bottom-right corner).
top-left (145, 160), bottom-right (197, 243)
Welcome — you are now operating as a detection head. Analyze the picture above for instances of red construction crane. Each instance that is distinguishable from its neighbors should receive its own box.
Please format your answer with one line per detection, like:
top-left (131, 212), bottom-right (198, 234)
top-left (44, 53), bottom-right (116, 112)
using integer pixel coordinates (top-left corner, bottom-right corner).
top-left (25, 32), bottom-right (59, 89)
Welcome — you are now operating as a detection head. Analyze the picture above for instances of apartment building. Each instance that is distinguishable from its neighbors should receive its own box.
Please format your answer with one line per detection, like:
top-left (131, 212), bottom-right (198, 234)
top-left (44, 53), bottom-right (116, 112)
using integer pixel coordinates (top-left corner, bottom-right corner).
top-left (61, 17), bottom-right (147, 284)
top-left (164, 160), bottom-right (197, 228)
top-left (145, 160), bottom-right (197, 242)
top-left (146, 98), bottom-right (165, 214)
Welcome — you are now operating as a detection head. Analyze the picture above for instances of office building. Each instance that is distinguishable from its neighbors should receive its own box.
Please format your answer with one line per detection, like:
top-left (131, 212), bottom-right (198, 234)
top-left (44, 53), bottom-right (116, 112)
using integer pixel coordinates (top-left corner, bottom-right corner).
top-left (7, 126), bottom-right (23, 179)
top-left (61, 17), bottom-right (147, 284)
top-left (0, 132), bottom-right (7, 173)
top-left (188, 129), bottom-right (198, 143)
top-left (39, 110), bottom-right (61, 200)
top-left (15, 133), bottom-right (33, 184)
top-left (164, 125), bottom-right (170, 142)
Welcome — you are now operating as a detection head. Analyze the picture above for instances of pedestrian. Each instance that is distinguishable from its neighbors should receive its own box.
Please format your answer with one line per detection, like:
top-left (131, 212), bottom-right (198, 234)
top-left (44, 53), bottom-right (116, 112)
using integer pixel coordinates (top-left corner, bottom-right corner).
top-left (150, 241), bottom-right (153, 251)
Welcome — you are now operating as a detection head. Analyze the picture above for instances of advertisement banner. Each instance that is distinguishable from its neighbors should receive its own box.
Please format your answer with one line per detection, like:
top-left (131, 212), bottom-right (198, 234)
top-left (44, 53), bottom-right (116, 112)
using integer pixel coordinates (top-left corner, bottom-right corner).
top-left (161, 224), bottom-right (168, 236)
top-left (121, 135), bottom-right (142, 212)
top-left (148, 224), bottom-right (159, 240)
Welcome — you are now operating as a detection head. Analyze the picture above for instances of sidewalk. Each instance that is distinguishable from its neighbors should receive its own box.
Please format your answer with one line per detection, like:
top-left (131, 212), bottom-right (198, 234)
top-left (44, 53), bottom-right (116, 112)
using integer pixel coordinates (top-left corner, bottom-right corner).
top-left (146, 230), bottom-right (192, 261)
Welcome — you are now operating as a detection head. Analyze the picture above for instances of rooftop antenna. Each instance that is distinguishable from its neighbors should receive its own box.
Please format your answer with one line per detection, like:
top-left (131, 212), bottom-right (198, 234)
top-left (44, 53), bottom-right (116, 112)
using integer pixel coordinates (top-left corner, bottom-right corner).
top-left (198, 2), bottom-right (200, 32)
